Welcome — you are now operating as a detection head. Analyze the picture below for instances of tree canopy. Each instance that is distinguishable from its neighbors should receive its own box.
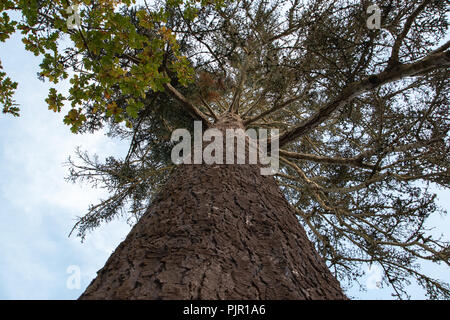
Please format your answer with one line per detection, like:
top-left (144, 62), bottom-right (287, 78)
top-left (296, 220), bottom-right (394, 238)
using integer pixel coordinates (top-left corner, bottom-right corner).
top-left (1, 0), bottom-right (449, 299)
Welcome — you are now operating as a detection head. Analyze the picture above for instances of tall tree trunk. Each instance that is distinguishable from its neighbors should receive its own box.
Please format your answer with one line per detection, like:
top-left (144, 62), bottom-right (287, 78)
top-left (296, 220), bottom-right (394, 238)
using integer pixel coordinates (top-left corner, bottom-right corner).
top-left (79, 115), bottom-right (347, 300)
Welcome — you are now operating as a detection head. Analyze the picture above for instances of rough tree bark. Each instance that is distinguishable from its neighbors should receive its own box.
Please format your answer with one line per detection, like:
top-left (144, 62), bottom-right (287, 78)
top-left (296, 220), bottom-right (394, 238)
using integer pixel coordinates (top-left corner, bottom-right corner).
top-left (79, 115), bottom-right (347, 300)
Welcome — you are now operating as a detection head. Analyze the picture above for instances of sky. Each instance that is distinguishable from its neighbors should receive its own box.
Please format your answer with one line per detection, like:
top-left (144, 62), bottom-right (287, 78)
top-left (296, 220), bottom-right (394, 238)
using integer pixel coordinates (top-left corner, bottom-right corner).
top-left (0, 15), bottom-right (449, 300)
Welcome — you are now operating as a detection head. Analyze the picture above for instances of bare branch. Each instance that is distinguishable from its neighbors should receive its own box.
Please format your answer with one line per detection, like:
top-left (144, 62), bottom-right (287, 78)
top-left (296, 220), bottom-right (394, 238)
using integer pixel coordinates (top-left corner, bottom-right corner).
top-left (276, 50), bottom-right (450, 147)
top-left (279, 149), bottom-right (375, 169)
top-left (163, 82), bottom-right (212, 127)
top-left (388, 0), bottom-right (432, 68)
